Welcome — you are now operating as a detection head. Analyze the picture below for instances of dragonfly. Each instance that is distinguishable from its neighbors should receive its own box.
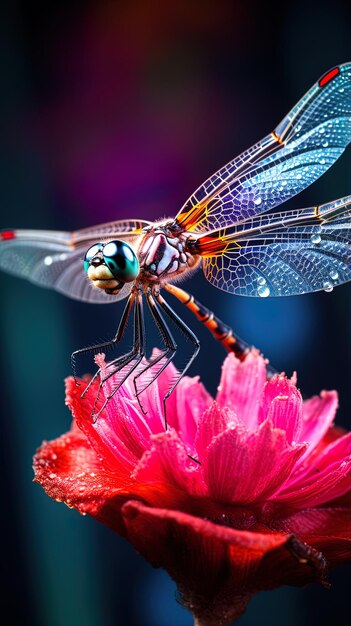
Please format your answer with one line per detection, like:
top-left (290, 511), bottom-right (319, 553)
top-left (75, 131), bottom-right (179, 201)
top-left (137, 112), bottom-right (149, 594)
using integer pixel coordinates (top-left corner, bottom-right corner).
top-left (1, 63), bottom-right (351, 422)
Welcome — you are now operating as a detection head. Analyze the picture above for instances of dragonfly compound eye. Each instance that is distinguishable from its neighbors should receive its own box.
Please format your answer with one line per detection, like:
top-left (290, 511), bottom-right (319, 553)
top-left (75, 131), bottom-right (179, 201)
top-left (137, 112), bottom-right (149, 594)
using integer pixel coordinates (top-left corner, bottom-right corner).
top-left (102, 240), bottom-right (139, 282)
top-left (84, 243), bottom-right (104, 272)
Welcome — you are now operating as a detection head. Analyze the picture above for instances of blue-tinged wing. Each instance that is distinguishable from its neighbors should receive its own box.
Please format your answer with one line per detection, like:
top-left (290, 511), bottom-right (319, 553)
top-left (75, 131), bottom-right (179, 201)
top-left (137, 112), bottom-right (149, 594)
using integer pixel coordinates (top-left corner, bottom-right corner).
top-left (175, 63), bottom-right (351, 233)
top-left (0, 219), bottom-right (150, 303)
top-left (196, 195), bottom-right (351, 297)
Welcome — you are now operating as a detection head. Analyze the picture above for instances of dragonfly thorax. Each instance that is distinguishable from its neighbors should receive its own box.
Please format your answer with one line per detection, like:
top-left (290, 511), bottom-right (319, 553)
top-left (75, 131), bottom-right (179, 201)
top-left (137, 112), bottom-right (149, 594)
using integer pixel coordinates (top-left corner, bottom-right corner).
top-left (138, 227), bottom-right (199, 283)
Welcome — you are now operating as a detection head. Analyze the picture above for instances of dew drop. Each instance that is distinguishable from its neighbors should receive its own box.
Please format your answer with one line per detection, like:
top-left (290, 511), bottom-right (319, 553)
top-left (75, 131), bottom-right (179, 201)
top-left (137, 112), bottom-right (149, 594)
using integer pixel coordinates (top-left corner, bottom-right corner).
top-left (319, 126), bottom-right (325, 134)
top-left (281, 180), bottom-right (288, 186)
top-left (329, 269), bottom-right (339, 280)
top-left (339, 87), bottom-right (345, 93)
top-left (296, 173), bottom-right (302, 179)
top-left (322, 141), bottom-right (329, 148)
top-left (254, 196), bottom-right (262, 205)
top-left (258, 284), bottom-right (270, 297)
top-left (257, 276), bottom-right (266, 285)
top-left (319, 158), bottom-right (326, 165)
top-left (310, 233), bottom-right (321, 244)
top-left (44, 256), bottom-right (53, 266)
top-left (323, 280), bottom-right (333, 293)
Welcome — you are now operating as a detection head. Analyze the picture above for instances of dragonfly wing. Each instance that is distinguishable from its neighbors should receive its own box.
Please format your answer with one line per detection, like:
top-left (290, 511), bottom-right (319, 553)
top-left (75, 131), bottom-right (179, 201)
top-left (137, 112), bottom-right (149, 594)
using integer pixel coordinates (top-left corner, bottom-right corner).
top-left (0, 219), bottom-right (150, 303)
top-left (197, 195), bottom-right (351, 296)
top-left (176, 63), bottom-right (351, 233)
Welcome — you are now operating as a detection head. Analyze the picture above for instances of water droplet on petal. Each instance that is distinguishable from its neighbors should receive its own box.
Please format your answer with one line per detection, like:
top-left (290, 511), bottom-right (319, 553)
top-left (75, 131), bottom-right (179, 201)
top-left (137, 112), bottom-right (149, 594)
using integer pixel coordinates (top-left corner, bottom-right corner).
top-left (319, 126), bottom-right (325, 134)
top-left (258, 285), bottom-right (270, 297)
top-left (254, 196), bottom-right (262, 205)
top-left (329, 269), bottom-right (339, 280)
top-left (44, 256), bottom-right (53, 266)
top-left (257, 276), bottom-right (266, 285)
top-left (296, 173), bottom-right (302, 179)
top-left (319, 158), bottom-right (326, 165)
top-left (339, 87), bottom-right (345, 93)
top-left (323, 281), bottom-right (333, 293)
top-left (322, 141), bottom-right (329, 147)
top-left (311, 233), bottom-right (321, 244)
top-left (281, 180), bottom-right (287, 186)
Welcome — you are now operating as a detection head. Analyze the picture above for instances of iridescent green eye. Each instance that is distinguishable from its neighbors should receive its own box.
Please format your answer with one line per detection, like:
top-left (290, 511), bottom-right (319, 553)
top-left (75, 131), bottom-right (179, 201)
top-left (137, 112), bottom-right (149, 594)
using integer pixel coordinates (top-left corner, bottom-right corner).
top-left (84, 243), bottom-right (103, 272)
top-left (103, 240), bottom-right (139, 282)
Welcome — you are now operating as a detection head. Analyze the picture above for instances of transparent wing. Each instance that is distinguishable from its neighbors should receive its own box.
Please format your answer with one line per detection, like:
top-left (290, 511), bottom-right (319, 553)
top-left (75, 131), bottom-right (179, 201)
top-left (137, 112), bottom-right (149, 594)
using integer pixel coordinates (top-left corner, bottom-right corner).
top-left (175, 63), bottom-right (351, 233)
top-left (197, 195), bottom-right (351, 297)
top-left (0, 219), bottom-right (151, 303)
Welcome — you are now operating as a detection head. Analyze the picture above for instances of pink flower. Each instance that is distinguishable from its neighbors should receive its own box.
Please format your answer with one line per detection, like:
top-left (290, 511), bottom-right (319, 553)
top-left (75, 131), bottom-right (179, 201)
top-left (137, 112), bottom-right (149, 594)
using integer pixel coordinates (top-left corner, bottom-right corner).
top-left (34, 350), bottom-right (351, 625)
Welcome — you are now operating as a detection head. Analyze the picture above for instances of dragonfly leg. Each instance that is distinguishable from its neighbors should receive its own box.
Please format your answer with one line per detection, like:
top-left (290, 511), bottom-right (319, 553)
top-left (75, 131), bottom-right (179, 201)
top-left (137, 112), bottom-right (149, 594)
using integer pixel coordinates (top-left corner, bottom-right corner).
top-left (91, 290), bottom-right (146, 421)
top-left (132, 288), bottom-right (177, 423)
top-left (154, 289), bottom-right (200, 423)
top-left (71, 290), bottom-right (135, 385)
top-left (164, 283), bottom-right (276, 376)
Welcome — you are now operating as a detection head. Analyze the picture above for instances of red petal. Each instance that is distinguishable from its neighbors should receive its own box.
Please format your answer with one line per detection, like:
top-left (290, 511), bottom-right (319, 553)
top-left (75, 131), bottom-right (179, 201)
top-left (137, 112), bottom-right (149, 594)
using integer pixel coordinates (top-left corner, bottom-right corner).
top-left (268, 506), bottom-right (351, 566)
top-left (34, 429), bottom-right (134, 534)
top-left (133, 430), bottom-right (207, 500)
top-left (216, 351), bottom-right (267, 430)
top-left (173, 376), bottom-right (212, 446)
top-left (195, 401), bottom-right (237, 461)
top-left (275, 433), bottom-right (351, 506)
top-left (122, 500), bottom-right (329, 625)
top-left (65, 377), bottom-right (136, 471)
top-left (204, 420), bottom-right (306, 503)
top-left (258, 374), bottom-right (303, 443)
top-left (299, 391), bottom-right (338, 452)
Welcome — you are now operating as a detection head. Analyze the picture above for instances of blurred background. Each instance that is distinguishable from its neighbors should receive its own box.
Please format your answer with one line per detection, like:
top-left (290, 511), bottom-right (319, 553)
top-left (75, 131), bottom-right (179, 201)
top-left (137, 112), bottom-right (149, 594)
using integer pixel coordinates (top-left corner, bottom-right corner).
top-left (0, 0), bottom-right (351, 624)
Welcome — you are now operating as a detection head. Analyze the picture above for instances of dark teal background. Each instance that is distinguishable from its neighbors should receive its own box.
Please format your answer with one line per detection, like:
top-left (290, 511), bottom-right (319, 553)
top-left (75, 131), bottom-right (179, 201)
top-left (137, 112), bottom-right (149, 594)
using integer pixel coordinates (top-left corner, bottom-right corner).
top-left (1, 1), bottom-right (351, 624)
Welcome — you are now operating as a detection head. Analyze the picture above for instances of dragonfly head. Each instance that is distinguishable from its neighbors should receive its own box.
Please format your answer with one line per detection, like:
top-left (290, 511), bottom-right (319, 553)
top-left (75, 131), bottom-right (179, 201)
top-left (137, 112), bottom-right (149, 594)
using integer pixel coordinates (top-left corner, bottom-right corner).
top-left (84, 240), bottom-right (139, 294)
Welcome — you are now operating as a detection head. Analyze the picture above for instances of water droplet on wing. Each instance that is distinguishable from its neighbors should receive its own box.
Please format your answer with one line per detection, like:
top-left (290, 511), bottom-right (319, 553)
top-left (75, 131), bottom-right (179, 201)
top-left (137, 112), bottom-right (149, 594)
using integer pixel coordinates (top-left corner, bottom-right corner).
top-left (258, 285), bottom-right (270, 297)
top-left (329, 269), bottom-right (339, 281)
top-left (311, 233), bottom-right (321, 244)
top-left (323, 281), bottom-right (333, 293)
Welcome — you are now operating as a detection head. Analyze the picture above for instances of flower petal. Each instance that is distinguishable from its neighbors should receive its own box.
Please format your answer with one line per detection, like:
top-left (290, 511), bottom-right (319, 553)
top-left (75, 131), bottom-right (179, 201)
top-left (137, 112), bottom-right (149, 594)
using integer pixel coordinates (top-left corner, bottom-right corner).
top-left (275, 433), bottom-right (351, 506)
top-left (299, 390), bottom-right (338, 450)
top-left (34, 428), bottom-right (134, 534)
top-left (268, 506), bottom-right (351, 566)
top-left (122, 500), bottom-right (328, 626)
top-left (258, 375), bottom-right (303, 443)
top-left (172, 376), bottom-right (212, 447)
top-left (133, 430), bottom-right (207, 499)
top-left (65, 377), bottom-right (136, 471)
top-left (195, 401), bottom-right (237, 461)
top-left (204, 420), bottom-right (307, 504)
top-left (216, 351), bottom-right (267, 430)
